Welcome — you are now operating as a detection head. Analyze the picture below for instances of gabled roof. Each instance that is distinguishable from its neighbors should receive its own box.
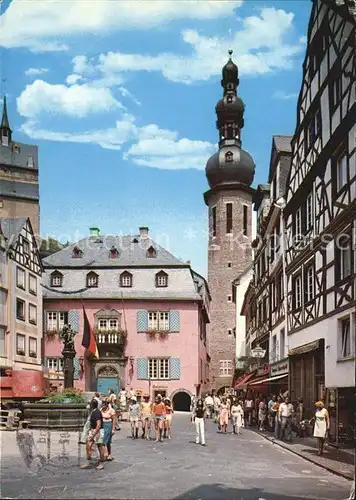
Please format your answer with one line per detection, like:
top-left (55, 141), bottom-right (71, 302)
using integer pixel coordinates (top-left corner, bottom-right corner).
top-left (0, 216), bottom-right (27, 248)
top-left (268, 135), bottom-right (292, 183)
top-left (43, 235), bottom-right (187, 268)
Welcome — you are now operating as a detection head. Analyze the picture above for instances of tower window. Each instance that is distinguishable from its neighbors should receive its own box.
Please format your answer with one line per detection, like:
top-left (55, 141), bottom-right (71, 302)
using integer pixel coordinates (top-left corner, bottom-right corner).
top-left (227, 295), bottom-right (232, 302)
top-left (225, 151), bottom-right (233, 162)
top-left (228, 329), bottom-right (232, 336)
top-left (226, 203), bottom-right (233, 234)
top-left (228, 262), bottom-right (232, 268)
top-left (243, 205), bottom-right (248, 236)
top-left (211, 206), bottom-right (217, 237)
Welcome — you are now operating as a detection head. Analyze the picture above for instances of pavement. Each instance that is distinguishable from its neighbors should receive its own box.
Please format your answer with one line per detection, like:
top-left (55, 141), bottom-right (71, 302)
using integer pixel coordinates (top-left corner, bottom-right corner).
top-left (250, 427), bottom-right (355, 480)
top-left (0, 414), bottom-right (353, 500)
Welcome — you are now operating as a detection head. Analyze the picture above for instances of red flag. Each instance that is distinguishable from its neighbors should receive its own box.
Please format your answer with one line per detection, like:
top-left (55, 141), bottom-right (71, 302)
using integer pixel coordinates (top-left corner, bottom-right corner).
top-left (81, 307), bottom-right (99, 358)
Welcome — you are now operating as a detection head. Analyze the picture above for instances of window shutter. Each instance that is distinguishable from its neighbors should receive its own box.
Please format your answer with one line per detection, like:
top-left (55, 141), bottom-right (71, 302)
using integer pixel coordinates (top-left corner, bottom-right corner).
top-left (68, 310), bottom-right (80, 333)
top-left (43, 312), bottom-right (47, 332)
top-left (73, 357), bottom-right (80, 380)
top-left (137, 358), bottom-right (148, 379)
top-left (137, 310), bottom-right (148, 333)
top-left (169, 358), bottom-right (180, 380)
top-left (169, 311), bottom-right (180, 332)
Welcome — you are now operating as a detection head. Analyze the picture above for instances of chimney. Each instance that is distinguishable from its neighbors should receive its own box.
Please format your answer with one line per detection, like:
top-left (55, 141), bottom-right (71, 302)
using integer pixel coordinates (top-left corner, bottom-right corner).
top-left (139, 227), bottom-right (149, 239)
top-left (186, 260), bottom-right (191, 266)
top-left (89, 227), bottom-right (100, 238)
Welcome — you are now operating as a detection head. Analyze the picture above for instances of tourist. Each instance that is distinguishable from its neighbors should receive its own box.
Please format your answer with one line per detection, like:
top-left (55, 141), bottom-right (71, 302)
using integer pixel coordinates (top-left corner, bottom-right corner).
top-left (258, 398), bottom-right (267, 431)
top-left (164, 397), bottom-right (173, 440)
top-left (244, 395), bottom-right (253, 427)
top-left (140, 394), bottom-right (152, 440)
top-left (119, 387), bottom-right (127, 411)
top-left (295, 397), bottom-right (305, 437)
top-left (204, 393), bottom-right (214, 419)
top-left (193, 398), bottom-right (206, 446)
top-left (92, 392), bottom-right (102, 410)
top-left (219, 397), bottom-right (230, 434)
top-left (152, 395), bottom-right (166, 442)
top-left (128, 396), bottom-right (140, 439)
top-left (213, 394), bottom-right (221, 422)
top-left (231, 399), bottom-right (244, 435)
top-left (278, 397), bottom-right (294, 442)
top-left (312, 401), bottom-right (330, 456)
top-left (101, 398), bottom-right (116, 461)
top-left (272, 396), bottom-right (282, 439)
top-left (80, 399), bottom-right (106, 470)
top-left (268, 395), bottom-right (276, 430)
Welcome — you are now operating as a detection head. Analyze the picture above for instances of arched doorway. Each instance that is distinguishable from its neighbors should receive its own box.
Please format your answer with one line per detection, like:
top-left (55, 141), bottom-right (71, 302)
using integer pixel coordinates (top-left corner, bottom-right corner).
top-left (217, 386), bottom-right (230, 397)
top-left (172, 390), bottom-right (191, 411)
top-left (97, 365), bottom-right (120, 395)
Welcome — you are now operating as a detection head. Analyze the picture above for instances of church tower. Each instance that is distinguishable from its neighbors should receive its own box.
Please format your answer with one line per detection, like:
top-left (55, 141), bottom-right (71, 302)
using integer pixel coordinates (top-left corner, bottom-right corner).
top-left (204, 51), bottom-right (255, 392)
top-left (0, 96), bottom-right (40, 236)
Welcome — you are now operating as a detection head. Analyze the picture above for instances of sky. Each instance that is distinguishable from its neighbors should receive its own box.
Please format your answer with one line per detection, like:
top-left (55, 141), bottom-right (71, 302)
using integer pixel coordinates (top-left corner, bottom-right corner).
top-left (0, 0), bottom-right (312, 276)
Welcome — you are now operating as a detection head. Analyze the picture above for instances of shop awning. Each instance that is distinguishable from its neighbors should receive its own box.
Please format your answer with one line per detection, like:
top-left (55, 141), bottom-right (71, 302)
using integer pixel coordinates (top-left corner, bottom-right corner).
top-left (288, 339), bottom-right (321, 357)
top-left (234, 372), bottom-right (255, 389)
top-left (249, 373), bottom-right (288, 385)
top-left (246, 376), bottom-right (269, 387)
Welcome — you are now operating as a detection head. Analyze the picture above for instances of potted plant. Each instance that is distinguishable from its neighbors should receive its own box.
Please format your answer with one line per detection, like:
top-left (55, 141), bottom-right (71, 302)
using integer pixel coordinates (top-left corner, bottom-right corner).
top-left (45, 329), bottom-right (57, 341)
top-left (147, 330), bottom-right (157, 340)
top-left (17, 349), bottom-right (25, 356)
top-left (158, 330), bottom-right (169, 340)
top-left (29, 351), bottom-right (37, 358)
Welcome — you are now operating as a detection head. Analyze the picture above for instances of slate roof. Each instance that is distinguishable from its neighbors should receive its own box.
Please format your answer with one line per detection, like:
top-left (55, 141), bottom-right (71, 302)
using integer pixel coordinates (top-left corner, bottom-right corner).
top-left (0, 142), bottom-right (38, 170)
top-left (43, 235), bottom-right (186, 268)
top-left (273, 135), bottom-right (292, 153)
top-left (0, 179), bottom-right (39, 201)
top-left (0, 216), bottom-right (27, 248)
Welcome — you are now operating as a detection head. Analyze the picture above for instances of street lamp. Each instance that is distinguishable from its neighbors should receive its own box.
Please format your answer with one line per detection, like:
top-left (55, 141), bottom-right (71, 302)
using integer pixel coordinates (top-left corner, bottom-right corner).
top-left (274, 197), bottom-right (288, 336)
top-left (251, 345), bottom-right (266, 367)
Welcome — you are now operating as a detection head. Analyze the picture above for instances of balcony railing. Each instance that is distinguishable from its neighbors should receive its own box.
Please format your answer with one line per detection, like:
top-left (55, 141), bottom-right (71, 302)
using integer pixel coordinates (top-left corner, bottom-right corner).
top-left (95, 329), bottom-right (127, 345)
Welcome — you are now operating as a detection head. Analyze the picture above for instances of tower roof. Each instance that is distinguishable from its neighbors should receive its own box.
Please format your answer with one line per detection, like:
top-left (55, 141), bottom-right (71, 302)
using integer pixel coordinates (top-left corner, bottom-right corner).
top-left (1, 96), bottom-right (11, 131)
top-left (205, 51), bottom-right (255, 190)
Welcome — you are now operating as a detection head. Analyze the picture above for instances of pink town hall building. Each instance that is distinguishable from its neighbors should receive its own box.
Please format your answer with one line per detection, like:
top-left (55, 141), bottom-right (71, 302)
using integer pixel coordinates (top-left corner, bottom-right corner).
top-left (42, 227), bottom-right (211, 410)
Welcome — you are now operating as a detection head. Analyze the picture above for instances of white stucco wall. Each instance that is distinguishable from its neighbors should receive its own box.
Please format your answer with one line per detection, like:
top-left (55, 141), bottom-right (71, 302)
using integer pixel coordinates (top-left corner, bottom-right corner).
top-left (235, 268), bottom-right (253, 365)
top-left (288, 309), bottom-right (355, 388)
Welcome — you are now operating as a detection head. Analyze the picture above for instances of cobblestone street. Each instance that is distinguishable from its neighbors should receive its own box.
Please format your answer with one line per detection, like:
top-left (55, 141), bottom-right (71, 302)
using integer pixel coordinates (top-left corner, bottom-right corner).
top-left (0, 415), bottom-right (352, 499)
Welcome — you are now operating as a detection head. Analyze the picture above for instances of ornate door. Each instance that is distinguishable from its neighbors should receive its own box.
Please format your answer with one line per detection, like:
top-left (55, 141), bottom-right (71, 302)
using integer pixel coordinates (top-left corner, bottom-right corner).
top-left (97, 365), bottom-right (120, 395)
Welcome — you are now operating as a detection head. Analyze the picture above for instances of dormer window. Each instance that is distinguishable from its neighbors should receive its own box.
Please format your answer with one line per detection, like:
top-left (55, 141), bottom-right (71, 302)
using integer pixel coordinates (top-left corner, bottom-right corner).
top-left (132, 238), bottom-right (139, 243)
top-left (72, 246), bottom-right (82, 258)
top-left (109, 246), bottom-right (119, 259)
top-left (86, 271), bottom-right (99, 288)
top-left (146, 246), bottom-right (157, 258)
top-left (120, 271), bottom-right (132, 288)
top-left (51, 271), bottom-right (63, 288)
top-left (156, 271), bottom-right (168, 288)
top-left (225, 151), bottom-right (233, 162)
top-left (27, 155), bottom-right (34, 168)
top-left (12, 143), bottom-right (20, 154)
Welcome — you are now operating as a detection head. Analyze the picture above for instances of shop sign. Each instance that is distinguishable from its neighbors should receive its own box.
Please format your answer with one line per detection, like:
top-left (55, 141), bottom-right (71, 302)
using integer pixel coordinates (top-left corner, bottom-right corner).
top-left (271, 359), bottom-right (289, 376)
top-left (257, 363), bottom-right (270, 377)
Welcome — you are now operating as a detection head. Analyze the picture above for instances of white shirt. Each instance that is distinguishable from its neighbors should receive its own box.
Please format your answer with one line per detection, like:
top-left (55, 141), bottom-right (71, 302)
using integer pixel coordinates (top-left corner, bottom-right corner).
top-left (279, 402), bottom-right (294, 418)
top-left (245, 399), bottom-right (253, 408)
top-left (205, 396), bottom-right (213, 406)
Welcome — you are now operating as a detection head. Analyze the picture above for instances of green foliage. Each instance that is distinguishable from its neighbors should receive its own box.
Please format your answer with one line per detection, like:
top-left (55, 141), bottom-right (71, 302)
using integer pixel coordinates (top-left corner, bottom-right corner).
top-left (41, 388), bottom-right (87, 404)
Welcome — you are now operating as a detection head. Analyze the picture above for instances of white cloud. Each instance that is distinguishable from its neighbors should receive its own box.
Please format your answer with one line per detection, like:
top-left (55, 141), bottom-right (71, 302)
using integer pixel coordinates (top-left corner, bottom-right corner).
top-left (20, 118), bottom-right (215, 170)
top-left (24, 67), bottom-right (48, 76)
top-left (66, 74), bottom-right (83, 85)
top-left (17, 80), bottom-right (123, 118)
top-left (273, 90), bottom-right (297, 100)
top-left (0, 0), bottom-right (241, 52)
top-left (80, 7), bottom-right (305, 84)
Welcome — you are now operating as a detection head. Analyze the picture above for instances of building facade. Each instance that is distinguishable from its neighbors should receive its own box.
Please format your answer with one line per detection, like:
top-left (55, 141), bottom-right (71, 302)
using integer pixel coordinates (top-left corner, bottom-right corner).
top-left (42, 227), bottom-right (210, 411)
top-left (203, 52), bottom-right (255, 393)
top-left (0, 97), bottom-right (40, 237)
top-left (0, 217), bottom-right (44, 398)
top-left (284, 0), bottom-right (356, 441)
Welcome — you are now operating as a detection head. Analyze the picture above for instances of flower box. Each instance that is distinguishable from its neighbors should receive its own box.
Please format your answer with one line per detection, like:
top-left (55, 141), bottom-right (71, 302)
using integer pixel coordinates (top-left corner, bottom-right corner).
top-left (29, 351), bottom-right (37, 358)
top-left (17, 349), bottom-right (25, 356)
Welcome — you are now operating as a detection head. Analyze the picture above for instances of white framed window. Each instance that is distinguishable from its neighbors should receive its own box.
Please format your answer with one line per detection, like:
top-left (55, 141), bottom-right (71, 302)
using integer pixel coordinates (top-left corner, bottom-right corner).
top-left (29, 303), bottom-right (37, 325)
top-left (305, 265), bottom-right (314, 303)
top-left (159, 311), bottom-right (169, 331)
top-left (339, 316), bottom-right (352, 359)
top-left (337, 152), bottom-right (348, 191)
top-left (120, 272), bottom-right (132, 287)
top-left (148, 311), bottom-right (158, 330)
top-left (306, 193), bottom-right (313, 231)
top-left (46, 357), bottom-right (64, 371)
top-left (29, 337), bottom-right (37, 357)
top-left (98, 318), bottom-right (119, 331)
top-left (27, 155), bottom-right (34, 168)
top-left (16, 333), bottom-right (25, 355)
top-left (16, 267), bottom-right (25, 289)
top-left (295, 207), bottom-right (302, 236)
top-left (294, 275), bottom-right (302, 309)
top-left (338, 235), bottom-right (352, 280)
top-left (46, 311), bottom-right (68, 331)
top-left (219, 359), bottom-right (233, 377)
top-left (148, 358), bottom-right (169, 379)
top-left (0, 327), bottom-right (5, 357)
top-left (51, 272), bottom-right (63, 287)
top-left (22, 239), bottom-right (30, 255)
top-left (271, 335), bottom-right (277, 363)
top-left (86, 273), bottom-right (98, 288)
top-left (16, 298), bottom-right (25, 321)
top-left (156, 273), bottom-right (168, 287)
top-left (29, 274), bottom-right (37, 295)
top-left (280, 328), bottom-right (285, 360)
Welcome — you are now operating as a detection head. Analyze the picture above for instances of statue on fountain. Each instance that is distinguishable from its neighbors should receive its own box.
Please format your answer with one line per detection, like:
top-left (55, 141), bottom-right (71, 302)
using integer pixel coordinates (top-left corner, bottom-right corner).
top-left (60, 324), bottom-right (76, 389)
top-left (60, 324), bottom-right (75, 351)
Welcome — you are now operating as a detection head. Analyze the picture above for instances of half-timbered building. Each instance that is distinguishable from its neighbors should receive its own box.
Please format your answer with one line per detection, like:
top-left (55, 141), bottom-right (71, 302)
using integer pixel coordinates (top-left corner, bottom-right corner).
top-left (284, 0), bottom-right (355, 441)
top-left (0, 216), bottom-right (44, 398)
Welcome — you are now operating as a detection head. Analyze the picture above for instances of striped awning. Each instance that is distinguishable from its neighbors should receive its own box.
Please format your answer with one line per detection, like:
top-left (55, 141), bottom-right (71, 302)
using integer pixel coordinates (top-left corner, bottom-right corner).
top-left (249, 373), bottom-right (288, 385)
top-left (234, 372), bottom-right (255, 389)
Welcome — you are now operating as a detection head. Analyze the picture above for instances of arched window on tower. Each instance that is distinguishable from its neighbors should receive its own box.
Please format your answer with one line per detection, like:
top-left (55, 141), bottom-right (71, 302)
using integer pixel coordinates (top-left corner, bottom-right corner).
top-left (227, 95), bottom-right (233, 104)
top-left (225, 151), bottom-right (233, 162)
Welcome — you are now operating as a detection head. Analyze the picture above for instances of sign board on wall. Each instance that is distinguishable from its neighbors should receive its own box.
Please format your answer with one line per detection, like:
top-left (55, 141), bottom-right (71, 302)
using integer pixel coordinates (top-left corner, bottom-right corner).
top-left (270, 359), bottom-right (289, 377)
top-left (257, 364), bottom-right (270, 377)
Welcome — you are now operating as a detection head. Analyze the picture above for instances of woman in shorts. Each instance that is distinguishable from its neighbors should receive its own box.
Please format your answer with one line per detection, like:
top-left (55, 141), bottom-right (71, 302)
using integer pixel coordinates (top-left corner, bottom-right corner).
top-left (152, 395), bottom-right (166, 442)
top-left (140, 394), bottom-right (152, 440)
top-left (164, 397), bottom-right (173, 440)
